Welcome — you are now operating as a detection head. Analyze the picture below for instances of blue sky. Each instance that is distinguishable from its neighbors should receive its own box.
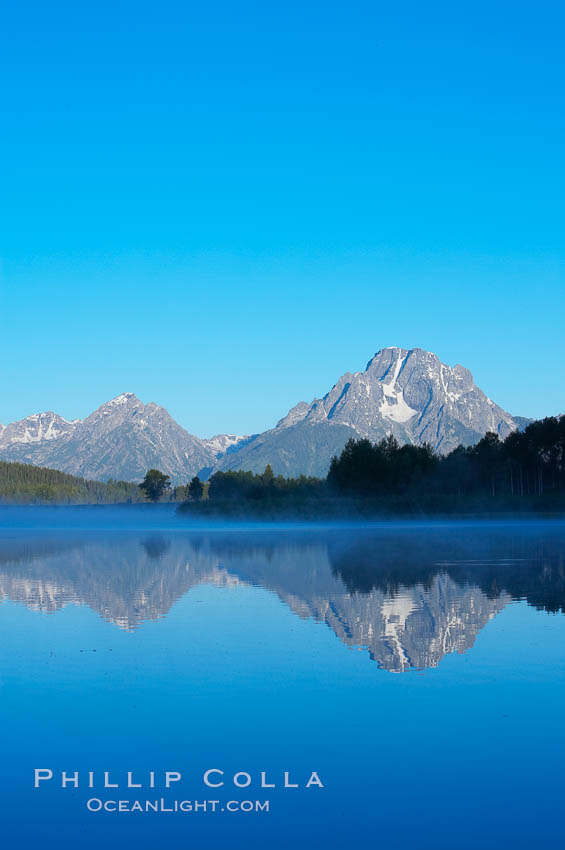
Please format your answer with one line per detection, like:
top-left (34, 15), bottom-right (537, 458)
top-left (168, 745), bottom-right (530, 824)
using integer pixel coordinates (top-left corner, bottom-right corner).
top-left (1, 1), bottom-right (563, 436)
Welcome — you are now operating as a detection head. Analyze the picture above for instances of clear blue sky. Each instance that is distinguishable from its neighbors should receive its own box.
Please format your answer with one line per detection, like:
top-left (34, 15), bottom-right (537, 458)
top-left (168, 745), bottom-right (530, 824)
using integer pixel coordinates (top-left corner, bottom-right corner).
top-left (1, 1), bottom-right (563, 436)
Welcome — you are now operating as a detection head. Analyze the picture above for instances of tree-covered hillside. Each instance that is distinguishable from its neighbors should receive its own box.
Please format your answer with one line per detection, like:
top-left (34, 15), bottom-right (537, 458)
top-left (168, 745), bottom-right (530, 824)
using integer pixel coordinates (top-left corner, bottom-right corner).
top-left (0, 461), bottom-right (144, 504)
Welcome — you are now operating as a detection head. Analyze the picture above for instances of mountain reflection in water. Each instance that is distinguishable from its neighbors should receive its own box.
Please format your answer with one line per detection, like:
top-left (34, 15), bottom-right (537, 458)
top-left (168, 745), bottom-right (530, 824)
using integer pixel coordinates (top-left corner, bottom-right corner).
top-left (0, 525), bottom-right (564, 672)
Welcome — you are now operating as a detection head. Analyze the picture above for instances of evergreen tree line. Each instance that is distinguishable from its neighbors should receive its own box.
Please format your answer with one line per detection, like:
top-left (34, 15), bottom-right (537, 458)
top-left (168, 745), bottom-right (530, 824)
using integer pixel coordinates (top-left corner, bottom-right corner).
top-left (328, 415), bottom-right (565, 500)
top-left (205, 465), bottom-right (323, 501)
top-left (0, 461), bottom-right (144, 504)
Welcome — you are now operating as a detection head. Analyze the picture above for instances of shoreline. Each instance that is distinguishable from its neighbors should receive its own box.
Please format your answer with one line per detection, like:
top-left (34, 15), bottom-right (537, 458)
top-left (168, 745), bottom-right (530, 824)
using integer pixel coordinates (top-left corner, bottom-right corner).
top-left (0, 500), bottom-right (565, 523)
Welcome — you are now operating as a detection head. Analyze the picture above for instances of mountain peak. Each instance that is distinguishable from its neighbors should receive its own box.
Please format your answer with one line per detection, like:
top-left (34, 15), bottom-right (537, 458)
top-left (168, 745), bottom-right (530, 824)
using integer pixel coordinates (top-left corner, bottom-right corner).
top-left (0, 393), bottom-right (214, 484)
top-left (219, 345), bottom-right (522, 476)
top-left (105, 392), bottom-right (139, 406)
top-left (275, 401), bottom-right (311, 430)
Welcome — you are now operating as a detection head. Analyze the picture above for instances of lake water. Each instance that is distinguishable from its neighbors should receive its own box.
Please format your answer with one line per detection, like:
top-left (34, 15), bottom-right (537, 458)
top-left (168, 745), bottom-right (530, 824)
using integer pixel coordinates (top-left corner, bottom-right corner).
top-left (1, 506), bottom-right (564, 849)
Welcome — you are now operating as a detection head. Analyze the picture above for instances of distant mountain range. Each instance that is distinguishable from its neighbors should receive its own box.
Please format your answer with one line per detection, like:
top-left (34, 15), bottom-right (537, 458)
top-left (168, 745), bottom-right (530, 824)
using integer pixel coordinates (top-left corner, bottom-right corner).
top-left (0, 346), bottom-right (527, 483)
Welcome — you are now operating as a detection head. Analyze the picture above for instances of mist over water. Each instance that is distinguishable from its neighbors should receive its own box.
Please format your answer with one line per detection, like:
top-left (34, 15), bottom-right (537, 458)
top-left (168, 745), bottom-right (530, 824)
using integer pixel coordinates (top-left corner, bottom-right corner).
top-left (1, 507), bottom-right (564, 848)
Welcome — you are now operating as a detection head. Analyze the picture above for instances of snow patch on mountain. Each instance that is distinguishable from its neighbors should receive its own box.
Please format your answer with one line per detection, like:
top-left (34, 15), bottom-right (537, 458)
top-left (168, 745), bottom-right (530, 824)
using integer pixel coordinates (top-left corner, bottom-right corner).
top-left (378, 349), bottom-right (418, 423)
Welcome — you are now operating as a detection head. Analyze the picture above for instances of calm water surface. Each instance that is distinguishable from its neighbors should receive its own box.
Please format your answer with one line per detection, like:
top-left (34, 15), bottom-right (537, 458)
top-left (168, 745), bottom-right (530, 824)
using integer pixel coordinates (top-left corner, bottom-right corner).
top-left (1, 506), bottom-right (564, 849)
